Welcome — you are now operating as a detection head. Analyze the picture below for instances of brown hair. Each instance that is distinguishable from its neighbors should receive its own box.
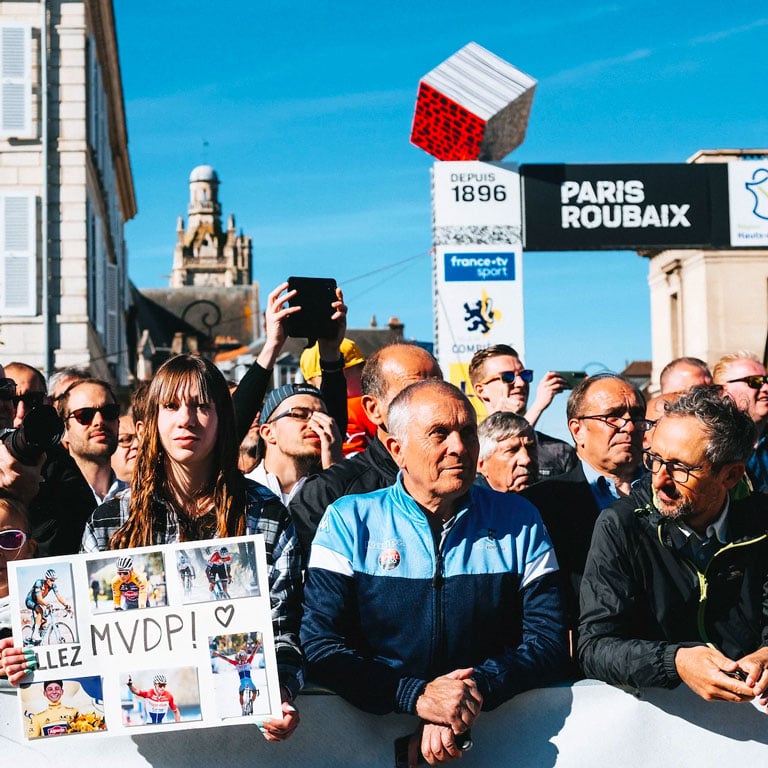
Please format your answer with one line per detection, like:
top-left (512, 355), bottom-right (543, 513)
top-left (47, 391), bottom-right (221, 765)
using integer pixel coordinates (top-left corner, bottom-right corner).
top-left (110, 355), bottom-right (245, 548)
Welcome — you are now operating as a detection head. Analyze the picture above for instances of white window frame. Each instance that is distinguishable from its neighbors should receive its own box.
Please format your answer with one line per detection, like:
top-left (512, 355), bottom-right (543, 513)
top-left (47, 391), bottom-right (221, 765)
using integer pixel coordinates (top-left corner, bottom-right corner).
top-left (0, 24), bottom-right (32, 138)
top-left (0, 191), bottom-right (37, 315)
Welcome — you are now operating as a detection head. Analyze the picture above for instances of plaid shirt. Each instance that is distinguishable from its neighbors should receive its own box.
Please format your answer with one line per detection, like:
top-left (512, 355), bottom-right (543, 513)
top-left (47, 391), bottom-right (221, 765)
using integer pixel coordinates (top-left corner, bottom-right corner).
top-left (81, 480), bottom-right (304, 698)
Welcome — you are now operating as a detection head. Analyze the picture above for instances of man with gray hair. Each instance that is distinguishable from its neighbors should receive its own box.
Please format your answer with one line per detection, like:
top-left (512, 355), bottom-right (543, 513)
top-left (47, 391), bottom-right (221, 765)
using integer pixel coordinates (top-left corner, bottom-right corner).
top-left (302, 380), bottom-right (567, 765)
top-left (579, 386), bottom-right (768, 706)
top-left (476, 411), bottom-right (538, 492)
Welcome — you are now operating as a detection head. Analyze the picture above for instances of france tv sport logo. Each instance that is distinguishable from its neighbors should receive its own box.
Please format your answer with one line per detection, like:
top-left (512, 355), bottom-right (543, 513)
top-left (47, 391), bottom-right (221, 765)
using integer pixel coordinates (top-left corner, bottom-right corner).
top-left (444, 253), bottom-right (516, 282)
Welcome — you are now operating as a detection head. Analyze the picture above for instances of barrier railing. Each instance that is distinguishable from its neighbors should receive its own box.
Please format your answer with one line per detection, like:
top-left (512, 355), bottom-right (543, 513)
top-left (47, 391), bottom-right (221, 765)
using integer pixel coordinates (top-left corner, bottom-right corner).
top-left (2, 679), bottom-right (766, 765)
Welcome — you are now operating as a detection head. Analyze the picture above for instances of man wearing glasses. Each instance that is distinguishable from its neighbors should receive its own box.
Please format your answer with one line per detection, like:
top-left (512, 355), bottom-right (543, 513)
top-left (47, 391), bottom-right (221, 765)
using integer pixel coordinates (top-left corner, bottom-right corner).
top-left (522, 373), bottom-right (650, 640)
top-left (245, 383), bottom-right (342, 505)
top-left (578, 386), bottom-right (768, 707)
top-left (468, 345), bottom-right (576, 480)
top-left (56, 379), bottom-right (123, 505)
top-left (713, 351), bottom-right (768, 492)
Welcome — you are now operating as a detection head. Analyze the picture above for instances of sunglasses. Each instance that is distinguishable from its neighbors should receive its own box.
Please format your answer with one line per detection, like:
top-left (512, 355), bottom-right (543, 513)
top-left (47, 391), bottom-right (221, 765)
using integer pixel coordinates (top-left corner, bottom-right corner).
top-left (727, 375), bottom-right (768, 389)
top-left (67, 404), bottom-right (120, 425)
top-left (0, 529), bottom-right (27, 551)
top-left (117, 570), bottom-right (131, 576)
top-left (156, 683), bottom-right (167, 688)
top-left (12, 392), bottom-right (46, 409)
top-left (481, 369), bottom-right (534, 386)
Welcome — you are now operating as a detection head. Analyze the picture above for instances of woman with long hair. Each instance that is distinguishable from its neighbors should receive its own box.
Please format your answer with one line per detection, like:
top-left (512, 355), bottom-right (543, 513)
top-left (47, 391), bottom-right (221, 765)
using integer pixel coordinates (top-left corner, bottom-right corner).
top-left (81, 354), bottom-right (302, 740)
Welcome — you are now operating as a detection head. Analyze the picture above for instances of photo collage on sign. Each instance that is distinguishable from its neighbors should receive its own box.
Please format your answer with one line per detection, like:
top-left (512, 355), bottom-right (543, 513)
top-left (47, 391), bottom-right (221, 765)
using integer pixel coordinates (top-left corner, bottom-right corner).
top-left (9, 535), bottom-right (281, 740)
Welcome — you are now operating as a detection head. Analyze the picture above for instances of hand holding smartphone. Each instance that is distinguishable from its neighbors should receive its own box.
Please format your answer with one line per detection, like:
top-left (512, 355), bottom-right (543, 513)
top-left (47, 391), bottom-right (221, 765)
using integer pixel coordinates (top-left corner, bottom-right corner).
top-left (285, 277), bottom-right (338, 340)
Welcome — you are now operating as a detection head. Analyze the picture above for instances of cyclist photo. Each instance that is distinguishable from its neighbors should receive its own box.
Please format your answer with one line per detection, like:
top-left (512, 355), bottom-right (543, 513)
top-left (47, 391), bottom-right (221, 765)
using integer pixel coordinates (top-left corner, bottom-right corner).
top-left (85, 551), bottom-right (167, 614)
top-left (205, 545), bottom-right (232, 599)
top-left (121, 668), bottom-right (201, 727)
top-left (209, 631), bottom-right (269, 720)
top-left (21, 676), bottom-right (106, 739)
top-left (176, 550), bottom-right (196, 599)
top-left (16, 563), bottom-right (78, 646)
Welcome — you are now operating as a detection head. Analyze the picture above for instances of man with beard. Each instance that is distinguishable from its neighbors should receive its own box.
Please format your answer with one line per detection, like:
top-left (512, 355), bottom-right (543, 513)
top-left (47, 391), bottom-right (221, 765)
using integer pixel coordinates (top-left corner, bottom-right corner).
top-left (578, 386), bottom-right (768, 706)
top-left (245, 383), bottom-right (342, 505)
top-left (56, 379), bottom-right (122, 504)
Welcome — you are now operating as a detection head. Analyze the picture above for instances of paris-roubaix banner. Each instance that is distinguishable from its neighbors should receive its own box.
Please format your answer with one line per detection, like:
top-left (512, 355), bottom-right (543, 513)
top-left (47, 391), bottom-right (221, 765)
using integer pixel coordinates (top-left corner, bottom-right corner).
top-left (432, 161), bottom-right (524, 396)
top-left (520, 162), bottom-right (735, 251)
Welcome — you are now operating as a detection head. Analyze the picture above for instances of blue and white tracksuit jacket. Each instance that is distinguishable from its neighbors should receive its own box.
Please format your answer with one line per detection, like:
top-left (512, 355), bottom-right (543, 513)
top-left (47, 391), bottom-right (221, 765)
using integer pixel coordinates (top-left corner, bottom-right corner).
top-left (301, 475), bottom-right (568, 715)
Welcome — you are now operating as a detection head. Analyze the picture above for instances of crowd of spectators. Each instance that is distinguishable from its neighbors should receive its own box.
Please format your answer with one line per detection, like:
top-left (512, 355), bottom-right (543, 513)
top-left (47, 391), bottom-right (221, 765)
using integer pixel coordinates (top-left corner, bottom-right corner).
top-left (1, 282), bottom-right (767, 763)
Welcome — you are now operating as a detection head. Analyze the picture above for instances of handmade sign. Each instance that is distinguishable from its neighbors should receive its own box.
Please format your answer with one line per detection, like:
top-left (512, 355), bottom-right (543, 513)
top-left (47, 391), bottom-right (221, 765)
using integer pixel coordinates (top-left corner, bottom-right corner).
top-left (7, 535), bottom-right (283, 739)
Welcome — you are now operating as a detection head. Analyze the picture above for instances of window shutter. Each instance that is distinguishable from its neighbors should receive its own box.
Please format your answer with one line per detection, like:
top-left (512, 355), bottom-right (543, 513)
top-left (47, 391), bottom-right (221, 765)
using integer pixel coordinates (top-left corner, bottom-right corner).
top-left (0, 25), bottom-right (32, 137)
top-left (106, 262), bottom-right (118, 358)
top-left (0, 192), bottom-right (36, 315)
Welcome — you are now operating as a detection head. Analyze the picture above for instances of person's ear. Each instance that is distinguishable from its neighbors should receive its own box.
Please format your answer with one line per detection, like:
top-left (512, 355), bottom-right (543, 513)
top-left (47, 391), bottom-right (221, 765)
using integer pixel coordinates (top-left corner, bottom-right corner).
top-left (720, 462), bottom-right (747, 491)
top-left (384, 434), bottom-right (405, 468)
top-left (259, 423), bottom-right (277, 447)
top-left (362, 394), bottom-right (386, 427)
top-left (568, 418), bottom-right (583, 447)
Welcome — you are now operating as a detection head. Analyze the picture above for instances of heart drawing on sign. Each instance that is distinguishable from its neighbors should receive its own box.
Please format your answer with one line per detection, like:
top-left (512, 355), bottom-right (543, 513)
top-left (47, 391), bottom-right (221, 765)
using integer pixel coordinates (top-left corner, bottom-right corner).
top-left (215, 605), bottom-right (235, 628)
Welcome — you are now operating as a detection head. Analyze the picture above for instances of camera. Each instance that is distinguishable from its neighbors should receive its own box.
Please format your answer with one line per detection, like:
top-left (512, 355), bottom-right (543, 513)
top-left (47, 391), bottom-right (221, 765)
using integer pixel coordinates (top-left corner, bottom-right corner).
top-left (0, 404), bottom-right (64, 465)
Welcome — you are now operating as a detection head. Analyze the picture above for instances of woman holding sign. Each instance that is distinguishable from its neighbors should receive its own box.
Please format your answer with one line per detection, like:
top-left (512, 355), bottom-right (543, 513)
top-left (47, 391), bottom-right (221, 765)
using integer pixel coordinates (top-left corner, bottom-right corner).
top-left (80, 354), bottom-right (303, 741)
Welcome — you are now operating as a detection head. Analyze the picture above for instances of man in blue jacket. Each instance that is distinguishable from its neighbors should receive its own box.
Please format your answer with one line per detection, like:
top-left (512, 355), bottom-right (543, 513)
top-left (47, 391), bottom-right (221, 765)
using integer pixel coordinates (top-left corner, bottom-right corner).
top-left (301, 380), bottom-right (568, 765)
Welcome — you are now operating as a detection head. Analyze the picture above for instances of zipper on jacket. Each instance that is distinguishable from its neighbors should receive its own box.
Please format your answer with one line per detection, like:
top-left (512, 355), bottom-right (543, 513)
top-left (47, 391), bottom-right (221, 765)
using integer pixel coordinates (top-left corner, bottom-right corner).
top-left (429, 523), bottom-right (452, 677)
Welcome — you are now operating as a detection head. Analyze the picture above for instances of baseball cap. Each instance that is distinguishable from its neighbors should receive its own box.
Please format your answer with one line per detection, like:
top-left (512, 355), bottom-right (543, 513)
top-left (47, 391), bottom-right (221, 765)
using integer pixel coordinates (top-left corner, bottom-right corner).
top-left (300, 338), bottom-right (366, 381)
top-left (259, 383), bottom-right (324, 425)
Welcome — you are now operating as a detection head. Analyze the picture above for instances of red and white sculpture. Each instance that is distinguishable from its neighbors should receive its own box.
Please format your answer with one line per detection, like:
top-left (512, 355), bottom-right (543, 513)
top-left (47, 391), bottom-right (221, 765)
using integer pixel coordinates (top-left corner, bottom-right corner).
top-left (411, 42), bottom-right (537, 162)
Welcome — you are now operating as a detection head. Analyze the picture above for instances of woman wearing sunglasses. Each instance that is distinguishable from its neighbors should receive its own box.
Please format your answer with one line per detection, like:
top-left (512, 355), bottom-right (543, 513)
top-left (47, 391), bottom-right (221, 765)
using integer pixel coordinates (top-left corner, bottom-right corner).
top-left (0, 495), bottom-right (38, 684)
top-left (81, 354), bottom-right (303, 741)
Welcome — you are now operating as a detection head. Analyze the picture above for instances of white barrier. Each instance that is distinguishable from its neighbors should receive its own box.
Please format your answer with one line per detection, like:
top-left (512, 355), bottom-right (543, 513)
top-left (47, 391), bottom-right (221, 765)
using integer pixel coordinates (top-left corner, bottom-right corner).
top-left (2, 679), bottom-right (767, 766)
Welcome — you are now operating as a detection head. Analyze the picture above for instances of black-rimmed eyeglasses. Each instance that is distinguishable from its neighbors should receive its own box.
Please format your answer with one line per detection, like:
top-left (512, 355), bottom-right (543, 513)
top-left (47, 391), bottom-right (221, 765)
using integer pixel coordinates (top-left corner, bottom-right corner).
top-left (577, 414), bottom-right (654, 432)
top-left (642, 450), bottom-right (705, 483)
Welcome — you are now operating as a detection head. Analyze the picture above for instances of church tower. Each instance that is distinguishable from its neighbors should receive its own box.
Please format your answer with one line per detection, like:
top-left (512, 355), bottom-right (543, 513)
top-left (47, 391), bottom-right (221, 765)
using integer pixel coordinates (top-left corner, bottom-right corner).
top-left (170, 165), bottom-right (252, 287)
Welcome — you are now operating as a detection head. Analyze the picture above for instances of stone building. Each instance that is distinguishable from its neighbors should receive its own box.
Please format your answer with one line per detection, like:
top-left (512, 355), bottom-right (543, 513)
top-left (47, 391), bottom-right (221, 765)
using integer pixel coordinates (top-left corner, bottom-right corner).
top-left (0, 0), bottom-right (135, 384)
top-left (644, 149), bottom-right (768, 390)
top-left (170, 164), bottom-right (252, 288)
top-left (133, 165), bottom-right (257, 379)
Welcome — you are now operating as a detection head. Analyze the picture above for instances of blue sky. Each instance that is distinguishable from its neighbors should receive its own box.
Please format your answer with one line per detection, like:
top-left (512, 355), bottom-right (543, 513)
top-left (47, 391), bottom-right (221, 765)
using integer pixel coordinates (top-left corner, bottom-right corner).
top-left (114, 2), bottom-right (768, 437)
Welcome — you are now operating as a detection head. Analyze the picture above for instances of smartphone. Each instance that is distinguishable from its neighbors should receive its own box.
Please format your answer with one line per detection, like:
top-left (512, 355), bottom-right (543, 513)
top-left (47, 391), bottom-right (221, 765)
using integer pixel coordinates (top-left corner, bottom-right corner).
top-left (285, 276), bottom-right (338, 340)
top-left (554, 371), bottom-right (588, 389)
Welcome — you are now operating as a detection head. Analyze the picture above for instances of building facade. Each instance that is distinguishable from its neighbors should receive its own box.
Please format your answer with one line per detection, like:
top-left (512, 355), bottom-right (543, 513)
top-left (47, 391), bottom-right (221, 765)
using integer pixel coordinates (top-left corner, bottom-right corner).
top-left (644, 149), bottom-right (768, 390)
top-left (0, 0), bottom-right (135, 383)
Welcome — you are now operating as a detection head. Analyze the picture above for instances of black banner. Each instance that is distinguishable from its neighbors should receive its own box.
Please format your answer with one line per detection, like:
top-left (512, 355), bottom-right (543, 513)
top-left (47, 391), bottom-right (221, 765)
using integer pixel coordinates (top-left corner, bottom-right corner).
top-left (521, 163), bottom-right (730, 251)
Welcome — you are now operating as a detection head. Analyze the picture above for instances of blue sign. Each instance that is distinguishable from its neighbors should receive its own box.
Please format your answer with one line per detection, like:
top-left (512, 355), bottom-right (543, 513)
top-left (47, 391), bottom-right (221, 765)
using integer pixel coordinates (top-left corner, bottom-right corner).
top-left (444, 252), bottom-right (516, 282)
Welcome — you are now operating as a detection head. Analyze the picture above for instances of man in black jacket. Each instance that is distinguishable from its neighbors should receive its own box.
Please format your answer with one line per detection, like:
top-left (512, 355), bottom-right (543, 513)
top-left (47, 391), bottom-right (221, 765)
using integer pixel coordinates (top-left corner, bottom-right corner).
top-left (578, 386), bottom-right (768, 706)
top-left (289, 343), bottom-right (442, 559)
top-left (522, 373), bottom-right (650, 634)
